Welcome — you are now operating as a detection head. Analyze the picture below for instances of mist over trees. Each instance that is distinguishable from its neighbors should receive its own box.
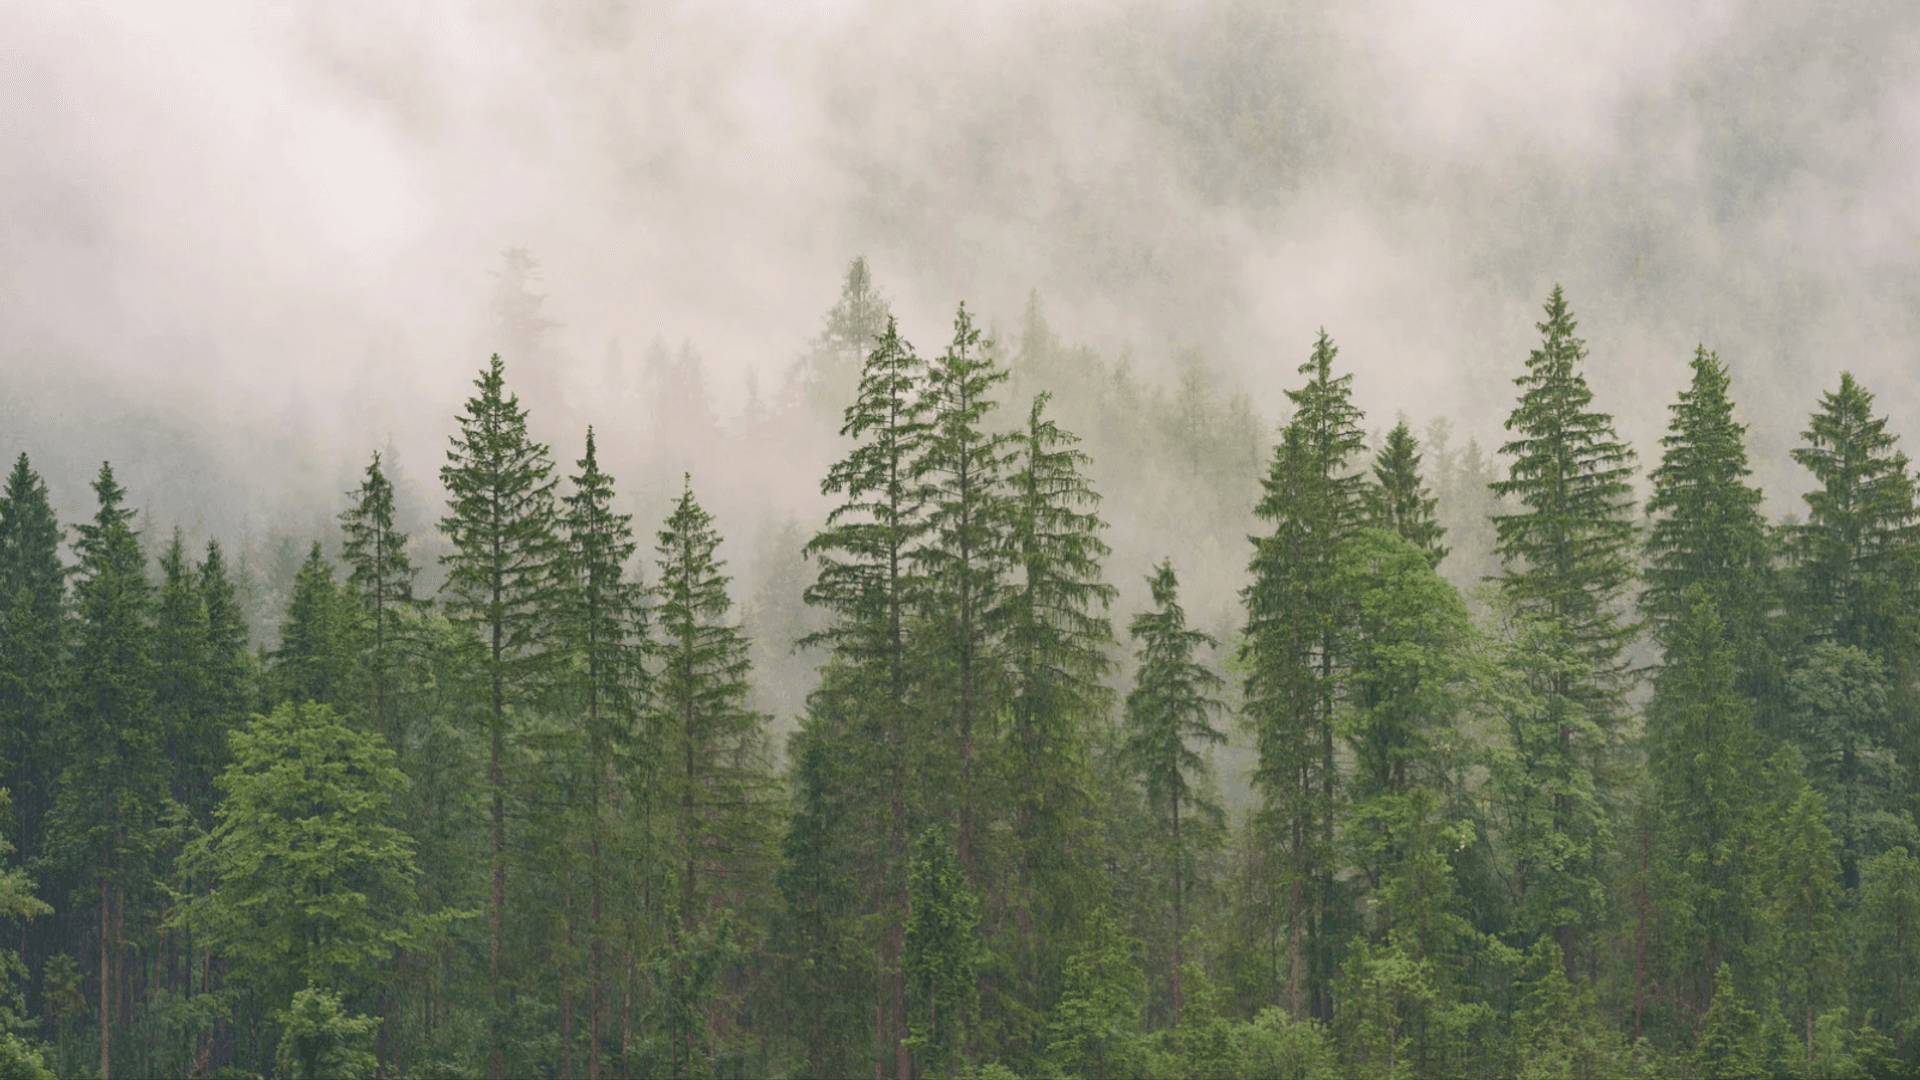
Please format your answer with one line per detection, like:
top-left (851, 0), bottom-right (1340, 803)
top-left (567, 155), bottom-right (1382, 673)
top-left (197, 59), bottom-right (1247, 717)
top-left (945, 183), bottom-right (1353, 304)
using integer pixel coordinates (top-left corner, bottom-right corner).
top-left (1, 253), bottom-right (1918, 1080)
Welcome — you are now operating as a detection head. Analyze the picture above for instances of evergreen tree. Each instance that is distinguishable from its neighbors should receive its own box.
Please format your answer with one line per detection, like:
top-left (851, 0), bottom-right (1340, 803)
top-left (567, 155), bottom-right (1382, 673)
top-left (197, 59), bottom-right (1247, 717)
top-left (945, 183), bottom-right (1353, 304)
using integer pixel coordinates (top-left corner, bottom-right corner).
top-left (1368, 420), bottom-right (1447, 568)
top-left (903, 827), bottom-right (982, 1077)
top-left (0, 454), bottom-right (64, 864)
top-left (438, 353), bottom-right (561, 1078)
top-left (1645, 586), bottom-right (1764, 1017)
top-left (270, 543), bottom-right (359, 708)
top-left (1788, 371), bottom-right (1920, 654)
top-left (995, 391), bottom-right (1115, 1060)
top-left (196, 539), bottom-right (253, 798)
top-left (1242, 329), bottom-right (1367, 1019)
top-left (1489, 286), bottom-right (1638, 971)
top-left (1784, 644), bottom-right (1908, 891)
top-left (1122, 559), bottom-right (1225, 1026)
top-left (799, 315), bottom-right (930, 1078)
top-left (1643, 347), bottom-right (1776, 706)
top-left (650, 478), bottom-right (775, 1075)
top-left (47, 463), bottom-right (159, 1080)
top-left (1858, 846), bottom-right (1920, 1053)
top-left (555, 427), bottom-right (647, 1080)
top-left (1764, 785), bottom-right (1845, 1066)
top-left (1688, 964), bottom-right (1767, 1080)
top-left (340, 451), bottom-right (421, 741)
top-left (153, 531), bottom-right (215, 821)
top-left (805, 256), bottom-right (892, 420)
top-left (913, 302), bottom-right (1013, 883)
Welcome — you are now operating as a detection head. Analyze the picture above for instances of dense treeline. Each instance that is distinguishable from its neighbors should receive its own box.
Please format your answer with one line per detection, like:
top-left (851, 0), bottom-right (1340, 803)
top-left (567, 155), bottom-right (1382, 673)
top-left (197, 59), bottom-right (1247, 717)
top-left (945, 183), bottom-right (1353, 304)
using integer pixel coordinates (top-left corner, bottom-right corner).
top-left (2, 260), bottom-right (1919, 1080)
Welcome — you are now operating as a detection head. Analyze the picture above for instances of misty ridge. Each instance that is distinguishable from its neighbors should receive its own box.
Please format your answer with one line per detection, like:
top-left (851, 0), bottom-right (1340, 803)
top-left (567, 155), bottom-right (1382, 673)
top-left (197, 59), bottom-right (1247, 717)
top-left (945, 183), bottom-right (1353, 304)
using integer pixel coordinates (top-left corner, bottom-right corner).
top-left (2, 2), bottom-right (1920, 1079)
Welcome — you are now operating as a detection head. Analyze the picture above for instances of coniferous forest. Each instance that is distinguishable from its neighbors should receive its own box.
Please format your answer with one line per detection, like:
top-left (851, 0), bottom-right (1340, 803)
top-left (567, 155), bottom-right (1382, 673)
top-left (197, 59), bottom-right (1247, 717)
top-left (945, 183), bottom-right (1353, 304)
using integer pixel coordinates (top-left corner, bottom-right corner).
top-left (2, 253), bottom-right (1919, 1080)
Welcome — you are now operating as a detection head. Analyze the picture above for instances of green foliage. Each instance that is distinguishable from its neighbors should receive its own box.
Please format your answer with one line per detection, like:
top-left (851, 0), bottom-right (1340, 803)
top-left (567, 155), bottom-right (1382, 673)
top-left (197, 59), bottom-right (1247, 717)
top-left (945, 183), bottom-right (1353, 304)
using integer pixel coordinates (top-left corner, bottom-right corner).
top-left (0, 1033), bottom-right (55, 1080)
top-left (905, 827), bottom-right (983, 1076)
top-left (1857, 845), bottom-right (1920, 1051)
top-left (269, 543), bottom-right (360, 708)
top-left (1368, 420), bottom-right (1447, 568)
top-left (274, 985), bottom-right (377, 1080)
top-left (0, 454), bottom-right (64, 864)
top-left (339, 451), bottom-right (421, 738)
top-left (1689, 964), bottom-right (1766, 1080)
top-left (1045, 908), bottom-right (1144, 1079)
top-left (1784, 643), bottom-right (1912, 888)
top-left (175, 702), bottom-right (445, 1009)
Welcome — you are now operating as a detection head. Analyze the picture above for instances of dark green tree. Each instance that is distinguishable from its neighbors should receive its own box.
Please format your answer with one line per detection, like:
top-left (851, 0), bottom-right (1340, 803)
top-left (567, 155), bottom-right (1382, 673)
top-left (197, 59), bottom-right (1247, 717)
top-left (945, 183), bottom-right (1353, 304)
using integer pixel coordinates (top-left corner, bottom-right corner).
top-left (270, 543), bottom-right (360, 708)
top-left (1643, 347), bottom-right (1776, 708)
top-left (1688, 964), bottom-right (1767, 1080)
top-left (438, 353), bottom-right (561, 1079)
top-left (903, 827), bottom-right (981, 1077)
top-left (1784, 643), bottom-right (1908, 891)
top-left (1858, 846), bottom-right (1920, 1053)
top-left (0, 454), bottom-right (65, 864)
top-left (555, 426), bottom-right (647, 1080)
top-left (1242, 329), bottom-right (1367, 1020)
top-left (995, 391), bottom-right (1115, 1059)
top-left (912, 301), bottom-right (1013, 882)
top-left (799, 315), bottom-right (929, 1078)
top-left (1763, 784), bottom-right (1844, 1066)
top-left (1489, 286), bottom-right (1638, 971)
top-left (1368, 420), bottom-right (1447, 568)
top-left (1121, 559), bottom-right (1225, 1026)
top-left (340, 451), bottom-right (421, 742)
top-left (47, 463), bottom-right (158, 1080)
top-left (153, 531), bottom-right (215, 822)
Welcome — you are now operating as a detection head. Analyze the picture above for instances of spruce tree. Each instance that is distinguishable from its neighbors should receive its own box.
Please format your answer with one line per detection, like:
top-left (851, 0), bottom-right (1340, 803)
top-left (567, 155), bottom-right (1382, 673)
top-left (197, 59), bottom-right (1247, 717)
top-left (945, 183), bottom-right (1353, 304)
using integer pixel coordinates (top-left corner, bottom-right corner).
top-left (1368, 420), bottom-right (1447, 568)
top-left (0, 454), bottom-right (65, 864)
top-left (197, 539), bottom-right (253, 786)
top-left (799, 315), bottom-right (929, 1077)
top-left (913, 302), bottom-right (1013, 881)
top-left (438, 353), bottom-right (561, 1079)
top-left (1788, 371), bottom-right (1920, 654)
top-left (995, 391), bottom-right (1114, 1059)
top-left (555, 427), bottom-right (646, 1080)
top-left (1646, 586), bottom-right (1764, 1014)
top-left (1242, 329), bottom-right (1367, 1019)
top-left (340, 451), bottom-right (421, 742)
top-left (650, 478), bottom-right (774, 1075)
top-left (1122, 559), bottom-right (1225, 1026)
top-left (153, 530), bottom-right (216, 821)
top-left (903, 827), bottom-right (982, 1077)
top-left (270, 543), bottom-right (359, 708)
top-left (1643, 347), bottom-right (1774, 664)
top-left (48, 463), bottom-right (158, 1080)
top-left (1489, 286), bottom-right (1638, 971)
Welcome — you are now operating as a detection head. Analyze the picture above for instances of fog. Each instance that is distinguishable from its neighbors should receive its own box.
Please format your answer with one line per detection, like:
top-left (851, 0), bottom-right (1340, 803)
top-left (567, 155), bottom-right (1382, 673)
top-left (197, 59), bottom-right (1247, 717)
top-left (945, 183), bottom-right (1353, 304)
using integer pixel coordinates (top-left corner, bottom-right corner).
top-left (4, 0), bottom-right (1919, 629)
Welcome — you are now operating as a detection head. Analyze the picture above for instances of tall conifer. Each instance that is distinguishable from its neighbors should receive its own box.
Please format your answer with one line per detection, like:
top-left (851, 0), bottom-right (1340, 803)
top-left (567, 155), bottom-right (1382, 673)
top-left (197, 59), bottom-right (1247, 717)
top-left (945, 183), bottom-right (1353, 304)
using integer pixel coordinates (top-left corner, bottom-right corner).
top-left (0, 454), bottom-right (65, 862)
top-left (1122, 559), bottom-right (1225, 1025)
top-left (1489, 286), bottom-right (1638, 971)
top-left (340, 451), bottom-right (421, 741)
top-left (1368, 420), bottom-right (1447, 568)
top-left (439, 354), bottom-right (560, 1079)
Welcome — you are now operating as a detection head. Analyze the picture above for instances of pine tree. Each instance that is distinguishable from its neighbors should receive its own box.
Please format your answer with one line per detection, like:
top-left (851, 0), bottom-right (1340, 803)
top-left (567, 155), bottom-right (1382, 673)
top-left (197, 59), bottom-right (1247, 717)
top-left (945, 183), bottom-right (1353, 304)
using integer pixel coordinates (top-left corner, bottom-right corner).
top-left (1646, 585), bottom-right (1764, 1015)
top-left (1242, 329), bottom-right (1367, 1020)
top-left (1368, 420), bottom-right (1447, 567)
top-left (270, 543), bottom-right (359, 708)
top-left (650, 478), bottom-right (774, 1077)
top-left (48, 463), bottom-right (159, 1080)
top-left (438, 353), bottom-right (561, 1079)
top-left (1122, 559), bottom-right (1225, 1026)
top-left (555, 427), bottom-right (647, 1080)
top-left (995, 391), bottom-right (1114, 1059)
top-left (800, 315), bottom-right (930, 1078)
top-left (1788, 371), bottom-right (1920, 654)
top-left (153, 530), bottom-right (216, 822)
top-left (913, 302), bottom-right (1013, 883)
top-left (0, 454), bottom-right (65, 865)
top-left (340, 451), bottom-right (421, 742)
top-left (1643, 347), bottom-right (1775, 700)
top-left (903, 827), bottom-right (981, 1077)
top-left (1489, 286), bottom-right (1638, 971)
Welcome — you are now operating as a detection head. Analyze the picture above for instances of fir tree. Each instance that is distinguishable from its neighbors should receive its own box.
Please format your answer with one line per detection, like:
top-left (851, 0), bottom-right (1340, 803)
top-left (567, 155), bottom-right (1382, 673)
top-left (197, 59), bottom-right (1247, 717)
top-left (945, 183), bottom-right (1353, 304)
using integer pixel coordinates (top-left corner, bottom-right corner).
top-left (995, 391), bottom-right (1114, 1060)
top-left (340, 451), bottom-right (421, 742)
top-left (913, 301), bottom-right (1013, 882)
top-left (0, 454), bottom-right (64, 864)
top-left (1643, 347), bottom-right (1775, 700)
top-left (555, 427), bottom-right (646, 1080)
top-left (1242, 329), bottom-right (1367, 1019)
top-left (153, 530), bottom-right (216, 821)
top-left (1122, 559), bottom-right (1225, 1026)
top-left (800, 315), bottom-right (930, 1077)
top-left (48, 463), bottom-right (158, 1080)
top-left (270, 543), bottom-right (359, 708)
top-left (903, 827), bottom-right (981, 1077)
top-left (438, 353), bottom-right (561, 1078)
top-left (1368, 420), bottom-right (1447, 568)
top-left (1765, 785), bottom-right (1844, 1065)
top-left (1489, 286), bottom-right (1638, 971)
top-left (650, 478), bottom-right (774, 1076)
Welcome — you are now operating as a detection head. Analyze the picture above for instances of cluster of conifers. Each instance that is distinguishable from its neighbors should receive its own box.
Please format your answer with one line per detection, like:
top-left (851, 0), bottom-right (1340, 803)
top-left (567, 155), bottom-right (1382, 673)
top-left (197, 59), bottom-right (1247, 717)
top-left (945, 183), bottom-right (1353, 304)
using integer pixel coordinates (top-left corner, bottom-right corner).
top-left (1, 280), bottom-right (1918, 1080)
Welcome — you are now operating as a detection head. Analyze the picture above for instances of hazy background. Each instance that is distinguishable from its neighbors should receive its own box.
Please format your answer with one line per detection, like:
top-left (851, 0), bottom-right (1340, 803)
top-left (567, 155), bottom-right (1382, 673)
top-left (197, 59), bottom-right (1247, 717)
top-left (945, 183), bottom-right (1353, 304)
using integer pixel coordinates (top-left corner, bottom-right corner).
top-left (3, 0), bottom-right (1918, 720)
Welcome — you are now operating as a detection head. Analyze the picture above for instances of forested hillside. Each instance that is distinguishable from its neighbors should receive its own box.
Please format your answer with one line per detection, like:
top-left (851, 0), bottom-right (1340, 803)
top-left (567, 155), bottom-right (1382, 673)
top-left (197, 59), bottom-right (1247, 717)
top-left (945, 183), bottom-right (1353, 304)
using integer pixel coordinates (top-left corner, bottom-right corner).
top-left (1, 257), bottom-right (1917, 1080)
